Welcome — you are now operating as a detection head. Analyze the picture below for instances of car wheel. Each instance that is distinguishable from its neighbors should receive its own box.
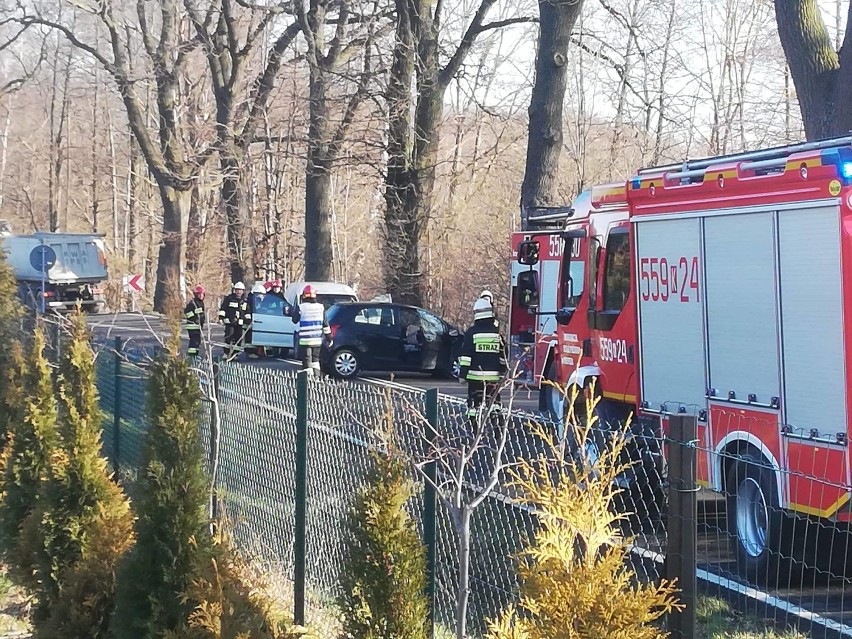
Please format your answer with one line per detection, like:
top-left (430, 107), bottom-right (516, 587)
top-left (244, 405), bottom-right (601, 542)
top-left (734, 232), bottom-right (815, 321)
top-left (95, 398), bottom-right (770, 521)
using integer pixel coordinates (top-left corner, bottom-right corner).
top-left (332, 349), bottom-right (360, 379)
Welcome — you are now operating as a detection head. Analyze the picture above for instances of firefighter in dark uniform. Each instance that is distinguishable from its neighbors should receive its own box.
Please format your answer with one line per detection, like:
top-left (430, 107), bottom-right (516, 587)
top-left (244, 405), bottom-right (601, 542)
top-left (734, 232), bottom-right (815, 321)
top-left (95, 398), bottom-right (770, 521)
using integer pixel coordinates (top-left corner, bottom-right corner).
top-left (184, 285), bottom-right (206, 356)
top-left (458, 298), bottom-right (507, 423)
top-left (218, 281), bottom-right (246, 360)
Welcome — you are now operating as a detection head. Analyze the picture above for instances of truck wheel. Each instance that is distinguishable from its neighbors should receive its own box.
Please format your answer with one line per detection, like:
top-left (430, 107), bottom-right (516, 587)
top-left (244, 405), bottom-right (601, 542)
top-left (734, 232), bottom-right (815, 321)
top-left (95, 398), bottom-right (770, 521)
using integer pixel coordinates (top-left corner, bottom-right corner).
top-left (726, 454), bottom-right (786, 584)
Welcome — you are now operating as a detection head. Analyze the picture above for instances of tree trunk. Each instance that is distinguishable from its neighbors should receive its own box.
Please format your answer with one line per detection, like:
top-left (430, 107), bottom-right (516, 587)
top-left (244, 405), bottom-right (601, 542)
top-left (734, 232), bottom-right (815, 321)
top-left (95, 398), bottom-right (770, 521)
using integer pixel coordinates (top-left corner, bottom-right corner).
top-left (152, 185), bottom-right (191, 314)
top-left (455, 507), bottom-right (472, 639)
top-left (220, 153), bottom-right (247, 284)
top-left (305, 67), bottom-right (334, 281)
top-left (774, 0), bottom-right (848, 139)
top-left (186, 182), bottom-right (202, 278)
top-left (305, 158), bottom-right (333, 281)
top-left (521, 0), bottom-right (583, 220)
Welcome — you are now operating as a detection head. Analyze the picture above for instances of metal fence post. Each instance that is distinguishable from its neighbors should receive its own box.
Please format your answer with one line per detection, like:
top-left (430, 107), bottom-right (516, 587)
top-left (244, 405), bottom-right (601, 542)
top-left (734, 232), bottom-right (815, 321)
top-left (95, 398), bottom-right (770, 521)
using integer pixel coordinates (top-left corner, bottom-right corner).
top-left (113, 337), bottom-right (123, 476)
top-left (209, 362), bottom-right (221, 522)
top-left (294, 372), bottom-right (308, 626)
top-left (424, 389), bottom-right (439, 637)
top-left (666, 414), bottom-right (697, 639)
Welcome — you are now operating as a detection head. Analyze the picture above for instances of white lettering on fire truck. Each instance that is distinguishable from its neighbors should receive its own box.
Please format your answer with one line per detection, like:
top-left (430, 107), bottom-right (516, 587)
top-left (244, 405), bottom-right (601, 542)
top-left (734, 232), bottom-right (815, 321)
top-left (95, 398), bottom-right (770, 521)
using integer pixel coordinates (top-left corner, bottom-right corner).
top-left (599, 337), bottom-right (629, 364)
top-left (563, 345), bottom-right (582, 355)
top-left (562, 357), bottom-right (575, 367)
top-left (565, 333), bottom-right (578, 342)
top-left (639, 256), bottom-right (700, 303)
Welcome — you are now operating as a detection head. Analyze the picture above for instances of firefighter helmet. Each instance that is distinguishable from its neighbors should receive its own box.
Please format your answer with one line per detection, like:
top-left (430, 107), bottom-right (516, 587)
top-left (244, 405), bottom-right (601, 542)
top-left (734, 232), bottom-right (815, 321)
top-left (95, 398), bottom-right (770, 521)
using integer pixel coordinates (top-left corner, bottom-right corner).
top-left (302, 284), bottom-right (317, 300)
top-left (479, 289), bottom-right (493, 303)
top-left (193, 285), bottom-right (205, 296)
top-left (233, 281), bottom-right (245, 290)
top-left (251, 283), bottom-right (266, 295)
top-left (473, 297), bottom-right (493, 320)
top-left (272, 279), bottom-right (282, 289)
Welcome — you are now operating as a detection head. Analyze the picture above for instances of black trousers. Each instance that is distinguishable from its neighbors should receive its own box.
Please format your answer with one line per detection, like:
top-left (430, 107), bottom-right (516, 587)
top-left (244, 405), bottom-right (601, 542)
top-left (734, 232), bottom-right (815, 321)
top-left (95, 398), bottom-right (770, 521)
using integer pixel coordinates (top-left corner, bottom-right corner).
top-left (224, 324), bottom-right (243, 358)
top-left (466, 381), bottom-right (501, 417)
top-left (187, 328), bottom-right (202, 355)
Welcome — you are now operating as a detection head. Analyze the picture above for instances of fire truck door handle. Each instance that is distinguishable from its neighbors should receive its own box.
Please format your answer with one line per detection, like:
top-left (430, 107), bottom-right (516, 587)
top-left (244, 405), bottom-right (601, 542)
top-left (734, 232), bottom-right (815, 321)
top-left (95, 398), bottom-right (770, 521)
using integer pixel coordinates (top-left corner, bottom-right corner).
top-left (627, 345), bottom-right (634, 364)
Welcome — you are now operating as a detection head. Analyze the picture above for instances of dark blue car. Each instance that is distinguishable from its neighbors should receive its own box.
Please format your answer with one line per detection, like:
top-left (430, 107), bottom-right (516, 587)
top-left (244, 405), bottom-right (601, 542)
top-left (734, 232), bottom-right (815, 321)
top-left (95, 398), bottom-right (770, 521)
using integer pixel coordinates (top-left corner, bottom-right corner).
top-left (320, 302), bottom-right (463, 379)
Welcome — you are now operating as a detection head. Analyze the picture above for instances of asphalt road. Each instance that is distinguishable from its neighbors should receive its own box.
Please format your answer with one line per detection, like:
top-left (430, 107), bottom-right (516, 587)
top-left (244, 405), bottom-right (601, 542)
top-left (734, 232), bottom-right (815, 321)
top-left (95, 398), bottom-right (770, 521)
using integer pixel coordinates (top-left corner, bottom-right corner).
top-left (85, 311), bottom-right (540, 412)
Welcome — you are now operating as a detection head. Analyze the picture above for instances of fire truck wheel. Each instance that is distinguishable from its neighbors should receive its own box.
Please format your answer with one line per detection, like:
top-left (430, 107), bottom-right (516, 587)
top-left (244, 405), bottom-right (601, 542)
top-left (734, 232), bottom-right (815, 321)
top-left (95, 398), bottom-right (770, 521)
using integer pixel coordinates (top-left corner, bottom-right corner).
top-left (726, 454), bottom-right (784, 584)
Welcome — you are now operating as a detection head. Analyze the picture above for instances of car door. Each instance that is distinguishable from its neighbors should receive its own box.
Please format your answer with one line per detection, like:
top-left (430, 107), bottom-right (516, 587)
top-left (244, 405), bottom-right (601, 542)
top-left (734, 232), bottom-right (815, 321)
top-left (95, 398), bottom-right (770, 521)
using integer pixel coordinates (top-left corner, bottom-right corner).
top-left (397, 307), bottom-right (426, 370)
top-left (250, 294), bottom-right (290, 347)
top-left (417, 309), bottom-right (446, 372)
top-left (350, 305), bottom-right (401, 370)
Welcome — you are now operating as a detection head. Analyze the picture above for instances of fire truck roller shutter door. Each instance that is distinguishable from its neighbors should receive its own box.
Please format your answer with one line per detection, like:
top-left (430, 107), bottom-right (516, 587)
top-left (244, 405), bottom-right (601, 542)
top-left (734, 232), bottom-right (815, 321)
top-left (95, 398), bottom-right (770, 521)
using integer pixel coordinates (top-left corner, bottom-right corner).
top-left (704, 211), bottom-right (780, 406)
top-left (635, 217), bottom-right (707, 415)
top-left (777, 204), bottom-right (845, 440)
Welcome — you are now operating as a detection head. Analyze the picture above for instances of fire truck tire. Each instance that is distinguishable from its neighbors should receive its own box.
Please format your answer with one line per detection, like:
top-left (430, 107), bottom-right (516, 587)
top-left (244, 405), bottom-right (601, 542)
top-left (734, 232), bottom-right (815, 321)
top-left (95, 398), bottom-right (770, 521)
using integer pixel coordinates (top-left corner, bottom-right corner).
top-left (726, 454), bottom-right (786, 584)
top-left (543, 361), bottom-right (566, 421)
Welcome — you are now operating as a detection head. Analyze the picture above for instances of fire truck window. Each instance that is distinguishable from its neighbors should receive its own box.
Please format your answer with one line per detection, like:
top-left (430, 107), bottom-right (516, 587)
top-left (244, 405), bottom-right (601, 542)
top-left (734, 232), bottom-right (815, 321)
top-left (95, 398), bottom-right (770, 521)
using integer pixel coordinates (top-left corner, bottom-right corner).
top-left (603, 233), bottom-right (630, 312)
top-left (560, 239), bottom-right (584, 308)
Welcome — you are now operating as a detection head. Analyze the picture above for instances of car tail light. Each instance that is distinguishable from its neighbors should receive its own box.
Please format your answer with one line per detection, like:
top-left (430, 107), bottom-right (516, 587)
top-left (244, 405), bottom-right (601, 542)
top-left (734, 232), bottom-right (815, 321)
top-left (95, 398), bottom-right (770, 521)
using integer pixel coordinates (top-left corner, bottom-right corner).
top-left (330, 324), bottom-right (340, 340)
top-left (43, 291), bottom-right (54, 298)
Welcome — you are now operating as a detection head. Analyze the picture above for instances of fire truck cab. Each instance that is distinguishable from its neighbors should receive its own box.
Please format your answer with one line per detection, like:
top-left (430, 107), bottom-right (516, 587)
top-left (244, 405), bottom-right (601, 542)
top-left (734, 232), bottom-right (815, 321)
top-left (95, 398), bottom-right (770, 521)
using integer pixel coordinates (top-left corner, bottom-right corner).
top-left (512, 136), bottom-right (852, 580)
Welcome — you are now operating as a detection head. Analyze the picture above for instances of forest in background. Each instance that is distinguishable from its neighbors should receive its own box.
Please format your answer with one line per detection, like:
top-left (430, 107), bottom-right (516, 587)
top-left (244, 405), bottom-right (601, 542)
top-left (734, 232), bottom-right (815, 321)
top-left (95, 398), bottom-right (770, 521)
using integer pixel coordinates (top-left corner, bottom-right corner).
top-left (0, 0), bottom-right (843, 323)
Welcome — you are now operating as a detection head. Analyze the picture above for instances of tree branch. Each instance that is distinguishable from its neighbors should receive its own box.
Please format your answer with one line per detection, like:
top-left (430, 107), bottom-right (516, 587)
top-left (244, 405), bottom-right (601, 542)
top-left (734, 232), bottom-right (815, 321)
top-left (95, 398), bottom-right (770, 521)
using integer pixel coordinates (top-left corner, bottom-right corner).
top-left (438, 0), bottom-right (498, 89)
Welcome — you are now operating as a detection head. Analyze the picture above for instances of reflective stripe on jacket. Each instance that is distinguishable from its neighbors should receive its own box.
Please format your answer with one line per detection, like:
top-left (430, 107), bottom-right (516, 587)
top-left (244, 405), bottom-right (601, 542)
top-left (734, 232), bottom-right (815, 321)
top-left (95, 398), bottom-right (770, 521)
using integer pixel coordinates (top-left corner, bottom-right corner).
top-left (219, 294), bottom-right (244, 325)
top-left (184, 298), bottom-right (205, 329)
top-left (297, 302), bottom-right (330, 346)
top-left (459, 320), bottom-right (507, 383)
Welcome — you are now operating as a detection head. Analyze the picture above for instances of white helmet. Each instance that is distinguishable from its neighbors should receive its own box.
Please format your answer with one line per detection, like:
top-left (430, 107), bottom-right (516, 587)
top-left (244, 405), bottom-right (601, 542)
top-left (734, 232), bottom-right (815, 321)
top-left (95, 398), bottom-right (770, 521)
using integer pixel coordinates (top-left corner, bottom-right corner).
top-left (251, 283), bottom-right (266, 294)
top-left (233, 281), bottom-right (246, 290)
top-left (473, 297), bottom-right (493, 320)
top-left (480, 289), bottom-right (493, 303)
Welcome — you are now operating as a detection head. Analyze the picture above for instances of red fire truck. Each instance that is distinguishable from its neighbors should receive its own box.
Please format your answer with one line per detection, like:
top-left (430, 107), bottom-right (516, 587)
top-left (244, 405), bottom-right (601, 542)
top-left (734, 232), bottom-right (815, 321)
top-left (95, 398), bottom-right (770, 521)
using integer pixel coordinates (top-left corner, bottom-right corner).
top-left (511, 136), bottom-right (852, 579)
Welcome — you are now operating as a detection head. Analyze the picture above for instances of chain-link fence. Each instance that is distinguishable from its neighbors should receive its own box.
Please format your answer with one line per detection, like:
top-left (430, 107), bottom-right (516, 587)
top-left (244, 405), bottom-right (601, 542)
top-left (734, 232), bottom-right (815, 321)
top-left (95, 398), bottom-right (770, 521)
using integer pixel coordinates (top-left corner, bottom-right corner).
top-left (36, 318), bottom-right (852, 638)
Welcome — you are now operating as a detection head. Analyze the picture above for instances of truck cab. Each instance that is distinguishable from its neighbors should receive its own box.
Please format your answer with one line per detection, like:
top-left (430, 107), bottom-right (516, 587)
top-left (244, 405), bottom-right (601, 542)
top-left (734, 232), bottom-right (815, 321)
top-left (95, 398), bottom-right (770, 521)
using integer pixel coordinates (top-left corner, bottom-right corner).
top-left (513, 187), bottom-right (638, 421)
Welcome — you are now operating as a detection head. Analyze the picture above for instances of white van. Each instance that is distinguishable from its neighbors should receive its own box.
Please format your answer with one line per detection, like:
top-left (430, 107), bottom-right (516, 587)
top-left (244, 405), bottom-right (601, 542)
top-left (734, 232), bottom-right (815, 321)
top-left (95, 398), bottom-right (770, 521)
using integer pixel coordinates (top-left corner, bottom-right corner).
top-left (248, 281), bottom-right (358, 352)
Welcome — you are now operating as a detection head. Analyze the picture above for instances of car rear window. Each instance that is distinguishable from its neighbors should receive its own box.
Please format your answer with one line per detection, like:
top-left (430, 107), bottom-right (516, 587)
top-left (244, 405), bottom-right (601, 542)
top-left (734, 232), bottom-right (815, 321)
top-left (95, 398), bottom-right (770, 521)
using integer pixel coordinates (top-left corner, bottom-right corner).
top-left (317, 294), bottom-right (357, 310)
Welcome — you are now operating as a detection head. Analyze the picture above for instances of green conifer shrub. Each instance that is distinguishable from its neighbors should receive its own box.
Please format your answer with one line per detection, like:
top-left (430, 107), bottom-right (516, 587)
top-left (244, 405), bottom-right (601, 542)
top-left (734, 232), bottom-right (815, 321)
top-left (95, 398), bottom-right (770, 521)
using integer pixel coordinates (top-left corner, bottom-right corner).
top-left (0, 326), bottom-right (58, 588)
top-left (0, 250), bottom-right (24, 362)
top-left (26, 312), bottom-right (135, 637)
top-left (339, 438), bottom-right (429, 639)
top-left (110, 333), bottom-right (209, 638)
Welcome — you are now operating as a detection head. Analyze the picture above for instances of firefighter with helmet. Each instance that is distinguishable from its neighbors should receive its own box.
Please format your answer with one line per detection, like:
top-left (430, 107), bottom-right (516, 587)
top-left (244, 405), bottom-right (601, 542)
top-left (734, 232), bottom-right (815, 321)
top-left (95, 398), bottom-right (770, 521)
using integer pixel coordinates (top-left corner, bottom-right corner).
top-left (219, 281), bottom-right (246, 360)
top-left (458, 297), bottom-right (508, 423)
top-left (268, 279), bottom-right (284, 300)
top-left (479, 289), bottom-right (499, 329)
top-left (184, 285), bottom-right (206, 357)
top-left (290, 284), bottom-right (332, 374)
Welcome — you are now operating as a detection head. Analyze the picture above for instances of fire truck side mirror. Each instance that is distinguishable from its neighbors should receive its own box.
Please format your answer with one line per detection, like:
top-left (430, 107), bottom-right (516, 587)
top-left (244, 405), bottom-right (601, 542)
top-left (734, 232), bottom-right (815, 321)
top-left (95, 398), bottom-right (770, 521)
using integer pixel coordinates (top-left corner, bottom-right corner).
top-left (517, 270), bottom-right (539, 309)
top-left (517, 240), bottom-right (540, 266)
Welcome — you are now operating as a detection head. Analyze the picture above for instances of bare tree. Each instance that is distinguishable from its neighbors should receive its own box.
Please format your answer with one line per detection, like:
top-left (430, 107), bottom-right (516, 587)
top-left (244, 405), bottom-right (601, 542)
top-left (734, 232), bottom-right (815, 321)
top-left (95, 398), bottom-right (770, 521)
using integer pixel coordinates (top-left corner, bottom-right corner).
top-left (406, 378), bottom-right (516, 639)
top-left (520, 0), bottom-right (584, 220)
top-left (299, 0), bottom-right (380, 280)
top-left (15, 0), bottom-right (219, 313)
top-left (183, 0), bottom-right (301, 285)
top-left (383, 0), bottom-right (534, 306)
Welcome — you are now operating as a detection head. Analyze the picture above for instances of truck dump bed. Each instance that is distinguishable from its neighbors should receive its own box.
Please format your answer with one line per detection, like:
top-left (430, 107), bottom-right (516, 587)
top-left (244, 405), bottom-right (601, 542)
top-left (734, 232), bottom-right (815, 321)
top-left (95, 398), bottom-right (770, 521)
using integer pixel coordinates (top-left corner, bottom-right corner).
top-left (0, 232), bottom-right (108, 283)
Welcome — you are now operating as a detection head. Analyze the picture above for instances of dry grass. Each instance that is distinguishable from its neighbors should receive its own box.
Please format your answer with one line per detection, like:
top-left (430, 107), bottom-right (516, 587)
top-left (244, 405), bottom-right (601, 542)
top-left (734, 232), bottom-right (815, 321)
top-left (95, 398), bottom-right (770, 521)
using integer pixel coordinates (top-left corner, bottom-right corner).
top-left (696, 597), bottom-right (808, 638)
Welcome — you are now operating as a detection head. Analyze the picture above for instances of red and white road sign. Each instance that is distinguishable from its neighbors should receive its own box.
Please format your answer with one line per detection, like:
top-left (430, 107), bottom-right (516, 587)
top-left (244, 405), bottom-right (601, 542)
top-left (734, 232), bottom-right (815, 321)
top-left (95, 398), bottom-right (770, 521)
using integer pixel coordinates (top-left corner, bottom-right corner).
top-left (123, 274), bottom-right (144, 292)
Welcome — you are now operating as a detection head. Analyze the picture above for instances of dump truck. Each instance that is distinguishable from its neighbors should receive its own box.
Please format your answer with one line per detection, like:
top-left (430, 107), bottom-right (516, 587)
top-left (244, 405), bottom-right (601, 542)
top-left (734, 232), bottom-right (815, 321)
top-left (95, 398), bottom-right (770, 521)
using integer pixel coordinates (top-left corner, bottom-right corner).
top-left (0, 223), bottom-right (108, 313)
